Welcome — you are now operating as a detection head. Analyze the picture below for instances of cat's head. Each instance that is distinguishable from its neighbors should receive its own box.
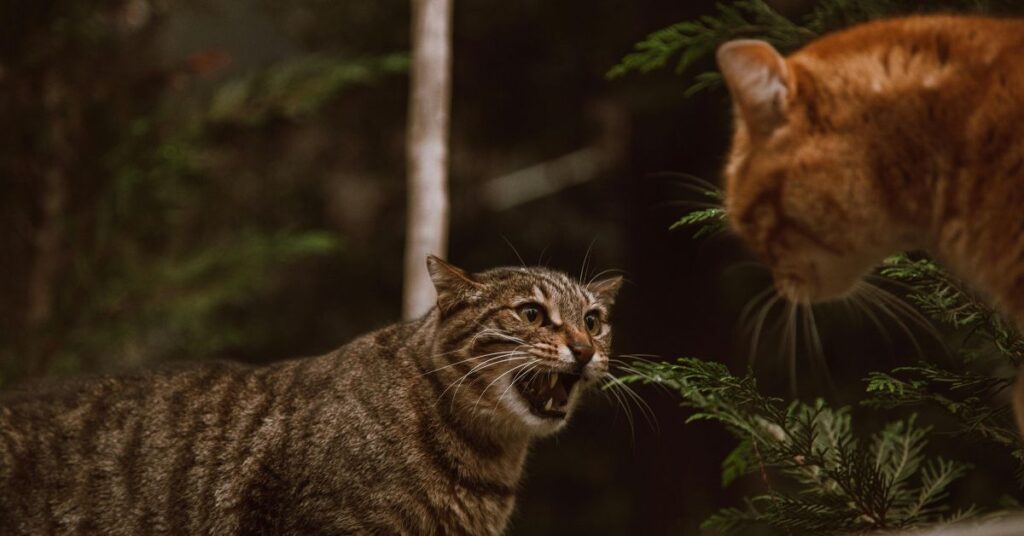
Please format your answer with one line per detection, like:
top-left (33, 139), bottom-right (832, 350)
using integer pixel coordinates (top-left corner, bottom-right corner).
top-left (716, 36), bottom-right (925, 303)
top-left (427, 256), bottom-right (622, 436)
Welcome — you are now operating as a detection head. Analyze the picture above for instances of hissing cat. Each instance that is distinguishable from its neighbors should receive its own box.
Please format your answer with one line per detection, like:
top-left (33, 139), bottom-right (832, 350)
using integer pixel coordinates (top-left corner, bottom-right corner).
top-left (0, 256), bottom-right (622, 535)
top-left (715, 17), bottom-right (1024, 430)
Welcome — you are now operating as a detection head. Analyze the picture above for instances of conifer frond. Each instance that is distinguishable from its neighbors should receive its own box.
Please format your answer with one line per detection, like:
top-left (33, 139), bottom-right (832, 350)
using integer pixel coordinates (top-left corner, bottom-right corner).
top-left (607, 1), bottom-right (814, 86)
top-left (669, 206), bottom-right (727, 238)
top-left (624, 359), bottom-right (975, 535)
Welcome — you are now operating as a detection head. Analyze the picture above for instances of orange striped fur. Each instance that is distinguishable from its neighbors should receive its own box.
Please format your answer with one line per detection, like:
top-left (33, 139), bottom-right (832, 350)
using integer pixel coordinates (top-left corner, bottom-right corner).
top-left (717, 16), bottom-right (1024, 434)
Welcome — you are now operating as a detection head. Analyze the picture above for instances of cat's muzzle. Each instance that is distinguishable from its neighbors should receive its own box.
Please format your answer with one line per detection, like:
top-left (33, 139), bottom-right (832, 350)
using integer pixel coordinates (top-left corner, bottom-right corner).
top-left (515, 371), bottom-right (582, 419)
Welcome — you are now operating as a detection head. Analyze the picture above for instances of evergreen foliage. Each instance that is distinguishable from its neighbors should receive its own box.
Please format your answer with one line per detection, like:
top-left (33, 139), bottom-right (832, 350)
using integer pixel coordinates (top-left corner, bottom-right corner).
top-left (608, 0), bottom-right (1020, 95)
top-left (626, 359), bottom-right (975, 534)
top-left (615, 0), bottom-right (1024, 532)
top-left (0, 2), bottom-right (405, 385)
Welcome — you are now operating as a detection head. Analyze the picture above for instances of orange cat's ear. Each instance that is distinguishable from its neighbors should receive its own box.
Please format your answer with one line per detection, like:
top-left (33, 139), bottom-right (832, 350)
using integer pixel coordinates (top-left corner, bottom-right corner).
top-left (716, 39), bottom-right (791, 137)
top-left (426, 255), bottom-right (483, 312)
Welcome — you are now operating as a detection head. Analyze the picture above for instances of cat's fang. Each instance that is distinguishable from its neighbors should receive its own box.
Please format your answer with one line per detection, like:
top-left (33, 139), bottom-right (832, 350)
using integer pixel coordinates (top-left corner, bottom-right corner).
top-left (548, 374), bottom-right (558, 388)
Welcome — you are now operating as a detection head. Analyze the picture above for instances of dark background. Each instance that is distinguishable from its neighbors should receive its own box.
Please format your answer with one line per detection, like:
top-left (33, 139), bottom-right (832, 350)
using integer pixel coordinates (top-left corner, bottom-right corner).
top-left (0, 0), bottom-right (944, 533)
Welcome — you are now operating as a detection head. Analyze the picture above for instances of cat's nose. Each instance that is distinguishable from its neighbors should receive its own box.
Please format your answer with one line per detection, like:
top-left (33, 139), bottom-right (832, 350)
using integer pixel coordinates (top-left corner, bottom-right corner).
top-left (569, 344), bottom-right (594, 366)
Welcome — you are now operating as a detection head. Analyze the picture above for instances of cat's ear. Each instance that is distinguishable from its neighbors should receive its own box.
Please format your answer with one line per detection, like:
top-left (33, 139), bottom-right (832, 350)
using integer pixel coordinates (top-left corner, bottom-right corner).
top-left (426, 255), bottom-right (483, 313)
top-left (588, 275), bottom-right (623, 307)
top-left (717, 39), bottom-right (791, 137)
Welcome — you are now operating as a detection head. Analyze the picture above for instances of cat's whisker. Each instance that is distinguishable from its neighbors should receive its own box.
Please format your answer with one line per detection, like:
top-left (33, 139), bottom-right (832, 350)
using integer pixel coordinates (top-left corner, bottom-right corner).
top-left (447, 356), bottom-right (535, 412)
top-left (802, 303), bottom-right (835, 391)
top-left (656, 200), bottom-right (723, 210)
top-left (579, 237), bottom-right (598, 284)
top-left (602, 372), bottom-right (658, 437)
top-left (494, 362), bottom-right (543, 412)
top-left (779, 301), bottom-right (798, 398)
top-left (610, 355), bottom-right (673, 393)
top-left (848, 290), bottom-right (898, 358)
top-left (472, 328), bottom-right (528, 346)
top-left (860, 280), bottom-right (947, 352)
top-left (607, 360), bottom-right (672, 395)
top-left (536, 245), bottom-right (550, 267)
top-left (606, 364), bottom-right (671, 397)
top-left (802, 303), bottom-right (836, 395)
top-left (422, 346), bottom-right (529, 375)
top-left (739, 287), bottom-right (777, 330)
top-left (437, 352), bottom-right (532, 406)
top-left (853, 283), bottom-right (926, 359)
top-left (500, 235), bottom-right (528, 268)
top-left (476, 359), bottom-right (539, 409)
top-left (648, 171), bottom-right (723, 194)
top-left (586, 268), bottom-right (627, 288)
top-left (611, 354), bottom-right (663, 370)
top-left (600, 373), bottom-right (636, 441)
top-left (864, 273), bottom-right (920, 293)
top-left (613, 380), bottom-right (659, 432)
top-left (748, 293), bottom-right (782, 369)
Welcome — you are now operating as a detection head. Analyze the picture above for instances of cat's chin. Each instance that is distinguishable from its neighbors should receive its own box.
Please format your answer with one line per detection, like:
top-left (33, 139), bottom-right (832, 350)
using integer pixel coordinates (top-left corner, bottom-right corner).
top-left (774, 258), bottom-right (873, 303)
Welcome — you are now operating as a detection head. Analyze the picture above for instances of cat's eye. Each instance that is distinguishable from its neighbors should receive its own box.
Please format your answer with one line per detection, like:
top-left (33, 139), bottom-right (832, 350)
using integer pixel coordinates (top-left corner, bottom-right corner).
top-left (518, 304), bottom-right (545, 327)
top-left (584, 312), bottom-right (602, 335)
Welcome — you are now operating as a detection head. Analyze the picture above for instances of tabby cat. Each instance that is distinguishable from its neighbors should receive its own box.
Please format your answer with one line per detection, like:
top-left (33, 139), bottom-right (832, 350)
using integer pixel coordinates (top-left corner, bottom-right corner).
top-left (0, 256), bottom-right (622, 535)
top-left (715, 16), bottom-right (1024, 430)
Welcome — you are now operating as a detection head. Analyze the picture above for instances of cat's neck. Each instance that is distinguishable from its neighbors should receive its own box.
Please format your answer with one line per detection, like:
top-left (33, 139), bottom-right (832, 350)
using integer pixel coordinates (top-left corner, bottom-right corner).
top-left (416, 309), bottom-right (533, 443)
top-left (917, 79), bottom-right (1024, 326)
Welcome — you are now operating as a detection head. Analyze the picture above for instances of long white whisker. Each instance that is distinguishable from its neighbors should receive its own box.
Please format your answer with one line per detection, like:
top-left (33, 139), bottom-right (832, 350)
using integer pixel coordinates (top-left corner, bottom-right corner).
top-left (579, 237), bottom-right (598, 284)
top-left (495, 362), bottom-right (543, 410)
top-left (475, 359), bottom-right (538, 408)
top-left (739, 287), bottom-right (776, 328)
top-left (605, 374), bottom-right (658, 432)
top-left (805, 304), bottom-right (835, 394)
top-left (862, 281), bottom-right (947, 351)
top-left (500, 235), bottom-right (527, 267)
top-left (849, 288), bottom-right (896, 357)
top-left (780, 301), bottom-right (797, 398)
top-left (586, 268), bottom-right (627, 287)
top-left (436, 352), bottom-right (531, 406)
top-left (602, 373), bottom-right (636, 441)
top-left (856, 284), bottom-right (924, 358)
top-left (423, 347), bottom-right (529, 375)
top-left (749, 294), bottom-right (781, 368)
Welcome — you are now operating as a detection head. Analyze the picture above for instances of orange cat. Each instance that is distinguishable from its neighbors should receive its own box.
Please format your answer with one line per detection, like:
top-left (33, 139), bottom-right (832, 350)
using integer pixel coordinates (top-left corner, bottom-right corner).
top-left (716, 16), bottom-right (1024, 431)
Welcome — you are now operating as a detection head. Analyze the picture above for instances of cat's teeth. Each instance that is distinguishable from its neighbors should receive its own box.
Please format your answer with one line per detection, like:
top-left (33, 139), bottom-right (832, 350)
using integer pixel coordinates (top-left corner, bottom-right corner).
top-left (548, 374), bottom-right (558, 388)
top-left (544, 398), bottom-right (554, 411)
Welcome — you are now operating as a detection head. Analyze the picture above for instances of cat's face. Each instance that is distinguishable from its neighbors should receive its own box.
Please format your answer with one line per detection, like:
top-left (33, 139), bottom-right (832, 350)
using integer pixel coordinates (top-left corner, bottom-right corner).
top-left (717, 39), bottom-right (916, 302)
top-left (428, 257), bottom-right (621, 436)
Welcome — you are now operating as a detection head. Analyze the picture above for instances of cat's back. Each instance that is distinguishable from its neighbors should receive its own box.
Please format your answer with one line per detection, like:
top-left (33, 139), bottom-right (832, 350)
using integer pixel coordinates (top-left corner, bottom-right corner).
top-left (797, 15), bottom-right (1024, 60)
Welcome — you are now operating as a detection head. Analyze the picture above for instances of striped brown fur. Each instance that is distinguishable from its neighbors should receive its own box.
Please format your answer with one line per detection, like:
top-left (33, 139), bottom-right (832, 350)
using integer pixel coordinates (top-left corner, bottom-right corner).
top-left (715, 16), bottom-right (1024, 434)
top-left (0, 256), bottom-right (622, 535)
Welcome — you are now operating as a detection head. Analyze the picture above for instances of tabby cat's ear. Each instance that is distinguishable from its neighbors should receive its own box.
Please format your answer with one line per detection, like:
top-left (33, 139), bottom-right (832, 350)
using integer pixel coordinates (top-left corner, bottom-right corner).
top-left (426, 255), bottom-right (483, 312)
top-left (588, 275), bottom-right (623, 306)
top-left (716, 39), bottom-right (791, 137)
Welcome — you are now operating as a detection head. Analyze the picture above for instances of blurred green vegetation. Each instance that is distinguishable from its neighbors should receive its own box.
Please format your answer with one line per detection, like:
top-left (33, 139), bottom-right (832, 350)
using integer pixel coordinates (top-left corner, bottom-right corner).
top-left (0, 0), bottom-right (413, 383)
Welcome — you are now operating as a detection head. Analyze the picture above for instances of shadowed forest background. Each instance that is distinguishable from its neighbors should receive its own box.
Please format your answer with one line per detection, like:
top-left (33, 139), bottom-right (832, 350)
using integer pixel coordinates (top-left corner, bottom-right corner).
top-left (5, 0), bottom-right (1024, 534)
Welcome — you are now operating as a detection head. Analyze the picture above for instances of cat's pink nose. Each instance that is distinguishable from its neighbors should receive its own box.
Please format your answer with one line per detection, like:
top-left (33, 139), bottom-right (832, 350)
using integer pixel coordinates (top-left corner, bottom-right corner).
top-left (570, 344), bottom-right (594, 366)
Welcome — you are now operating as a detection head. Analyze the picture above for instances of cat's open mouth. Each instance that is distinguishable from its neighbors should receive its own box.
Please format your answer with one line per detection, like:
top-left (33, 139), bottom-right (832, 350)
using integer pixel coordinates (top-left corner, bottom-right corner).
top-left (514, 371), bottom-right (581, 419)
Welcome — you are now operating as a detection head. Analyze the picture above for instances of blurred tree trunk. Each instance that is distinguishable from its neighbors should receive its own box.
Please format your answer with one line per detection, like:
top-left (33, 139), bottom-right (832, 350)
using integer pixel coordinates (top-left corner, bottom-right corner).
top-left (25, 72), bottom-right (74, 378)
top-left (403, 0), bottom-right (452, 320)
